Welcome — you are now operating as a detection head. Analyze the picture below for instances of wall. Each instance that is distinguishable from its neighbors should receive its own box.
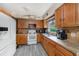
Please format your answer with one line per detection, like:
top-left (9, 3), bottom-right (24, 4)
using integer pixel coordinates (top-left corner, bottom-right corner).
top-left (65, 28), bottom-right (79, 44)
top-left (0, 12), bottom-right (16, 56)
top-left (43, 3), bottom-right (63, 19)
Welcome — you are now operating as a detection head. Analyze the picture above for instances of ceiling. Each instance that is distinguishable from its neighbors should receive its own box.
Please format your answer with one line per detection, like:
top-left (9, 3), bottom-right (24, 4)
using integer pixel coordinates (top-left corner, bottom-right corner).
top-left (0, 3), bottom-right (62, 20)
top-left (0, 3), bottom-right (52, 18)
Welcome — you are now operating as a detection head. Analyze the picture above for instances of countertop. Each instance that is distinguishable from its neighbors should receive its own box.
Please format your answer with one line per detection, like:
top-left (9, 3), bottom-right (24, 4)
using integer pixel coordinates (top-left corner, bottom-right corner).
top-left (43, 33), bottom-right (79, 55)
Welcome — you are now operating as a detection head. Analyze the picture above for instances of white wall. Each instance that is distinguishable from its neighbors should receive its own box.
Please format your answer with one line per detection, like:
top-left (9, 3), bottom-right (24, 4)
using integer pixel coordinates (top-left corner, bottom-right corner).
top-left (0, 12), bottom-right (16, 56)
top-left (44, 3), bottom-right (63, 19)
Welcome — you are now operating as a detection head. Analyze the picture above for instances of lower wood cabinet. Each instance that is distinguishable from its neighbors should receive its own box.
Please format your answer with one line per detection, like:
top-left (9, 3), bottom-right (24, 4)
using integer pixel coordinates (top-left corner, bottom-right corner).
top-left (55, 49), bottom-right (64, 56)
top-left (47, 41), bottom-right (55, 56)
top-left (41, 35), bottom-right (75, 56)
top-left (16, 34), bottom-right (27, 45)
top-left (41, 35), bottom-right (55, 56)
top-left (56, 44), bottom-right (75, 56)
top-left (37, 33), bottom-right (42, 43)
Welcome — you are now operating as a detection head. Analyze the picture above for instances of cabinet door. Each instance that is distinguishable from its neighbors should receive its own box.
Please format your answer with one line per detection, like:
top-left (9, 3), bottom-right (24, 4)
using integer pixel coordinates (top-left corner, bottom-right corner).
top-left (36, 20), bottom-right (43, 28)
top-left (16, 34), bottom-right (27, 45)
top-left (56, 44), bottom-right (74, 56)
top-left (42, 36), bottom-right (55, 56)
top-left (76, 4), bottom-right (79, 25)
top-left (44, 20), bottom-right (48, 28)
top-left (18, 19), bottom-right (27, 28)
top-left (47, 41), bottom-right (55, 56)
top-left (55, 49), bottom-right (64, 56)
top-left (63, 3), bottom-right (76, 27)
top-left (40, 34), bottom-right (43, 44)
top-left (37, 34), bottom-right (42, 42)
top-left (55, 5), bottom-right (64, 28)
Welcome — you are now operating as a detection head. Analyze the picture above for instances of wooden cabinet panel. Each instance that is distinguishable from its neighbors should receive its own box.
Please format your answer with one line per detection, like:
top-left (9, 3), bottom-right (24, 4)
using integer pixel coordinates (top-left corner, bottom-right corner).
top-left (42, 36), bottom-right (55, 56)
top-left (18, 19), bottom-right (27, 28)
top-left (55, 49), bottom-right (64, 56)
top-left (37, 34), bottom-right (42, 42)
top-left (44, 20), bottom-right (48, 28)
top-left (16, 34), bottom-right (27, 45)
top-left (55, 5), bottom-right (64, 28)
top-left (56, 43), bottom-right (74, 56)
top-left (55, 3), bottom-right (79, 28)
top-left (40, 35), bottom-right (44, 45)
top-left (76, 4), bottom-right (79, 25)
top-left (41, 35), bottom-right (75, 56)
top-left (63, 3), bottom-right (76, 27)
top-left (47, 42), bottom-right (55, 56)
top-left (36, 20), bottom-right (44, 28)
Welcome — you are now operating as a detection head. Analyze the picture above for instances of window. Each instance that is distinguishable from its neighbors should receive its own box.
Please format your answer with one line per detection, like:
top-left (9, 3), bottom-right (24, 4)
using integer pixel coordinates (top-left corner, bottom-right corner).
top-left (48, 17), bottom-right (57, 35)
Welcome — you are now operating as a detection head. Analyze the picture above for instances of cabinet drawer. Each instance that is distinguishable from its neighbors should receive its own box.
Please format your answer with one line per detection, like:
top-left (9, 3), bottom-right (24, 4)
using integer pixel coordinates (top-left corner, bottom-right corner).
top-left (56, 44), bottom-right (74, 56)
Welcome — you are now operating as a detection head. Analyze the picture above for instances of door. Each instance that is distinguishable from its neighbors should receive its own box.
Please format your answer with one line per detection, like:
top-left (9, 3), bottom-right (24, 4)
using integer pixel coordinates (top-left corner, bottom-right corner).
top-left (63, 3), bottom-right (76, 27)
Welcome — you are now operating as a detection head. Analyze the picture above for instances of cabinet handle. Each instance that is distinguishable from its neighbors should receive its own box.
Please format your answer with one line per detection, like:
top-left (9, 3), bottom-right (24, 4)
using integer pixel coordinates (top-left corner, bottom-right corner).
top-left (62, 16), bottom-right (64, 22)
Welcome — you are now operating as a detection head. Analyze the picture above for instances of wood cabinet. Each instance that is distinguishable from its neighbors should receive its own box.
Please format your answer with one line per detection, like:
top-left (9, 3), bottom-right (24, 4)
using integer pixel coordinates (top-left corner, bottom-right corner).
top-left (41, 35), bottom-right (55, 56)
top-left (55, 5), bottom-right (64, 28)
top-left (47, 41), bottom-right (55, 56)
top-left (44, 19), bottom-right (48, 28)
top-left (17, 19), bottom-right (44, 29)
top-left (36, 20), bottom-right (44, 28)
top-left (41, 35), bottom-right (75, 56)
top-left (56, 43), bottom-right (74, 56)
top-left (55, 3), bottom-right (79, 28)
top-left (37, 33), bottom-right (42, 42)
top-left (17, 19), bottom-right (27, 28)
top-left (55, 49), bottom-right (64, 56)
top-left (16, 34), bottom-right (27, 45)
top-left (63, 3), bottom-right (76, 27)
top-left (76, 3), bottom-right (79, 25)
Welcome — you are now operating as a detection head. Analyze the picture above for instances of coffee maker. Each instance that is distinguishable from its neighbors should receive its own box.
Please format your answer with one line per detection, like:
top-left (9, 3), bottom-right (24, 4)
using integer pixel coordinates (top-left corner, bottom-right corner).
top-left (56, 29), bottom-right (67, 40)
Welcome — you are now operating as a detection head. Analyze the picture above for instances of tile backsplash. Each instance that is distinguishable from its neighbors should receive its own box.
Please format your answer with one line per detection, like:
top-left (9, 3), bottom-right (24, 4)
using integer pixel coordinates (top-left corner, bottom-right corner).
top-left (67, 30), bottom-right (79, 44)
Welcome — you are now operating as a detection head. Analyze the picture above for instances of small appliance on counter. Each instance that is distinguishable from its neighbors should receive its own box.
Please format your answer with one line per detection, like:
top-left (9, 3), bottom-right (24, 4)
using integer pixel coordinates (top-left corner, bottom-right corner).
top-left (56, 29), bottom-right (67, 40)
top-left (36, 28), bottom-right (47, 33)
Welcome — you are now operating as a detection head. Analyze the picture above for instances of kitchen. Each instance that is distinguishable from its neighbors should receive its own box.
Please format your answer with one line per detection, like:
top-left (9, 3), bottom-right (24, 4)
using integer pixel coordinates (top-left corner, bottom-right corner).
top-left (0, 3), bottom-right (79, 56)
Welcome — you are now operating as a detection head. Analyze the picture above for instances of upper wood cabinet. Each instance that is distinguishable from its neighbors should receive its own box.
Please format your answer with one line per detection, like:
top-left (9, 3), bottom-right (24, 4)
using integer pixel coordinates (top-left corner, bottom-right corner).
top-left (55, 3), bottom-right (79, 28)
top-left (17, 19), bottom-right (27, 28)
top-left (63, 3), bottom-right (76, 27)
top-left (36, 20), bottom-right (44, 28)
top-left (55, 5), bottom-right (64, 28)
top-left (76, 3), bottom-right (79, 25)
top-left (17, 19), bottom-right (44, 29)
top-left (44, 19), bottom-right (48, 28)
